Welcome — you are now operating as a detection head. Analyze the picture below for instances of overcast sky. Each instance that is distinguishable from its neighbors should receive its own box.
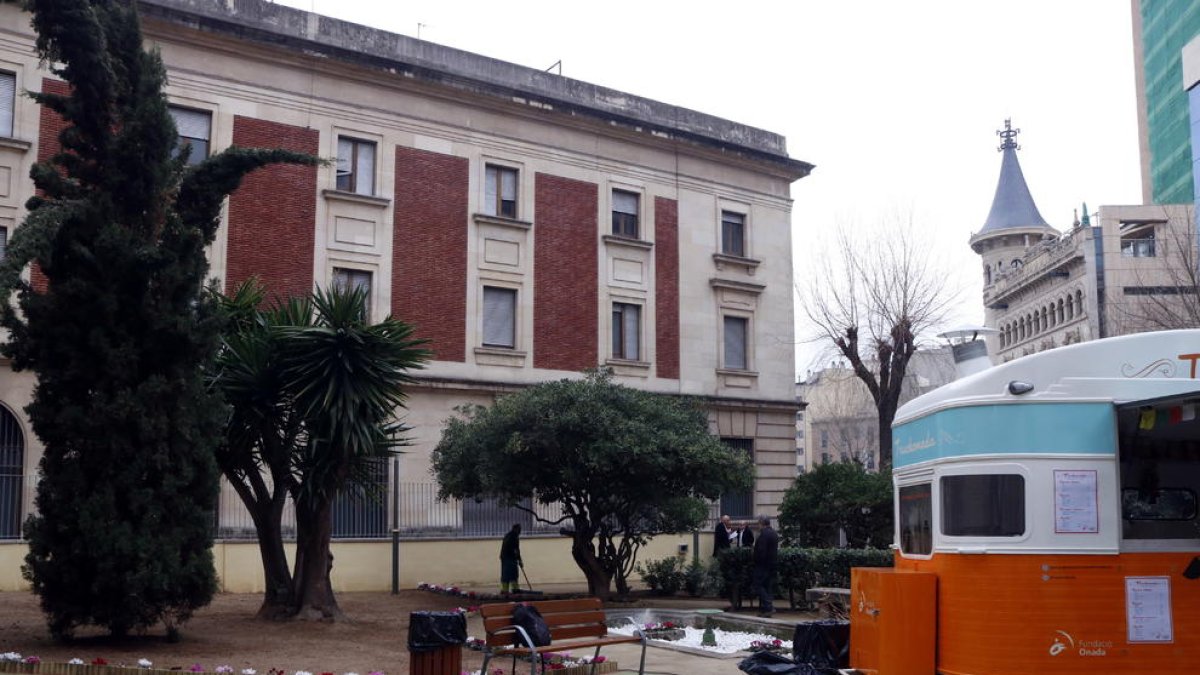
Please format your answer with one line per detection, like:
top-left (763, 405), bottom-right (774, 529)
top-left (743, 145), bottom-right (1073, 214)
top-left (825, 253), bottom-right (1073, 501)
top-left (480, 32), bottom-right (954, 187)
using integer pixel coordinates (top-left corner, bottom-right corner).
top-left (273, 0), bottom-right (1143, 376)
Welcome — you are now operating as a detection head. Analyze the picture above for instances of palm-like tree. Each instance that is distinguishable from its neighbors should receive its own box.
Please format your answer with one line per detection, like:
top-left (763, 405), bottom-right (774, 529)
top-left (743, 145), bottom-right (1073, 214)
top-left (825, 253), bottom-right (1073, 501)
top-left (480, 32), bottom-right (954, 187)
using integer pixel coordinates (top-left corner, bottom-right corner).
top-left (212, 280), bottom-right (429, 620)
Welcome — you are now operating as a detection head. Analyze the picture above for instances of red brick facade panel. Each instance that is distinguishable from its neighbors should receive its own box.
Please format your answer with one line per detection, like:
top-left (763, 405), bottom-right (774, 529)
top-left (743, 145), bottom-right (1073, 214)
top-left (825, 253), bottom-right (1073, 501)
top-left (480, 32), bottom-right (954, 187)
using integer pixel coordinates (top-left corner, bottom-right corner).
top-left (31, 78), bottom-right (72, 293)
top-left (227, 116), bottom-right (319, 301)
top-left (534, 173), bottom-right (598, 371)
top-left (392, 146), bottom-right (467, 362)
top-left (654, 196), bottom-right (680, 380)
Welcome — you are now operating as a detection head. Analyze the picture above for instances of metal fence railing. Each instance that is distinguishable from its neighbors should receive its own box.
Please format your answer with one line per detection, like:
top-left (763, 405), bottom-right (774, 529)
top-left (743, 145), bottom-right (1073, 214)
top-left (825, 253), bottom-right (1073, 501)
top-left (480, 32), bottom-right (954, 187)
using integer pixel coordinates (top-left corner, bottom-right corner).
top-left (3, 467), bottom-right (726, 543)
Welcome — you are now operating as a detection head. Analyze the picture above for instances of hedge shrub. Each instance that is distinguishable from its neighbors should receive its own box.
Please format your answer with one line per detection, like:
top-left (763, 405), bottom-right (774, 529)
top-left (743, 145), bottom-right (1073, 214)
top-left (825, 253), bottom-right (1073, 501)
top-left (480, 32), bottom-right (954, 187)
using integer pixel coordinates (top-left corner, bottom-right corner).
top-left (713, 547), bottom-right (893, 609)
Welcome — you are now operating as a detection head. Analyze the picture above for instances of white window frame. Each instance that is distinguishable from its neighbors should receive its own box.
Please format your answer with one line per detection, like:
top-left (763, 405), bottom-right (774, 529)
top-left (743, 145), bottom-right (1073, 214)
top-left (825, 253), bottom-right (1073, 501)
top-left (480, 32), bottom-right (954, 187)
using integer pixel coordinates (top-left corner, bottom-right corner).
top-left (169, 105), bottom-right (211, 166)
top-left (721, 313), bottom-right (751, 371)
top-left (331, 266), bottom-right (374, 321)
top-left (0, 71), bottom-right (15, 138)
top-left (484, 163), bottom-right (520, 219)
top-left (481, 285), bottom-right (518, 349)
top-left (611, 188), bottom-right (640, 239)
top-left (336, 136), bottom-right (377, 196)
top-left (611, 301), bottom-right (642, 361)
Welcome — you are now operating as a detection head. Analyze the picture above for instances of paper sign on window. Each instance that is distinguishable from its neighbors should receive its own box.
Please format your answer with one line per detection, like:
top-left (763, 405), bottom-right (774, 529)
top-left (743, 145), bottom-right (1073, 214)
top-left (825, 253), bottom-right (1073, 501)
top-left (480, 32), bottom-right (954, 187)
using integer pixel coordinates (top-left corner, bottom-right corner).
top-left (1054, 470), bottom-right (1098, 534)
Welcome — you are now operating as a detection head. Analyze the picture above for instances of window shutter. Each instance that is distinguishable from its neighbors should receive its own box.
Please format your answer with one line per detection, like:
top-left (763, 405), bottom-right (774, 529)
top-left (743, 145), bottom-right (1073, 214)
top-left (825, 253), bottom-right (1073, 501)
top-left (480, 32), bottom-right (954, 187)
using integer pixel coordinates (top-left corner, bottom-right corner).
top-left (172, 107), bottom-right (210, 141)
top-left (355, 142), bottom-right (375, 195)
top-left (724, 316), bottom-right (747, 370)
top-left (500, 168), bottom-right (517, 201)
top-left (623, 304), bottom-right (639, 360)
top-left (0, 73), bottom-right (14, 137)
top-left (613, 190), bottom-right (637, 215)
top-left (483, 287), bottom-right (515, 347)
top-left (484, 167), bottom-right (498, 216)
top-left (336, 138), bottom-right (353, 183)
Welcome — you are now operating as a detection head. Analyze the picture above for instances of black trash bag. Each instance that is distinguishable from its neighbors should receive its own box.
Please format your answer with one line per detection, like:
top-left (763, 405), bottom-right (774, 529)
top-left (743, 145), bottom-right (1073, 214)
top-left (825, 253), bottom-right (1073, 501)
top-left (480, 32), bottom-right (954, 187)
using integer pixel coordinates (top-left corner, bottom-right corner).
top-left (407, 611), bottom-right (467, 653)
top-left (792, 619), bottom-right (850, 669)
top-left (512, 603), bottom-right (552, 647)
top-left (736, 651), bottom-right (818, 675)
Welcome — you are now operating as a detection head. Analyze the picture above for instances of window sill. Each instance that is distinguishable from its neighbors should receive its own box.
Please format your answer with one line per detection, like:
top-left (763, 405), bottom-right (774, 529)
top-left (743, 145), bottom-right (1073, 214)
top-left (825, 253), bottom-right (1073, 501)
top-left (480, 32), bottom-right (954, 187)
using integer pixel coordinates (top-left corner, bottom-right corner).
top-left (0, 137), bottom-right (31, 153)
top-left (605, 358), bottom-right (651, 377)
top-left (322, 189), bottom-right (391, 208)
top-left (712, 252), bottom-right (761, 275)
top-left (474, 346), bottom-right (527, 367)
top-left (473, 213), bottom-right (533, 230)
top-left (602, 234), bottom-right (653, 251)
top-left (710, 278), bottom-right (766, 295)
top-left (717, 368), bottom-right (758, 388)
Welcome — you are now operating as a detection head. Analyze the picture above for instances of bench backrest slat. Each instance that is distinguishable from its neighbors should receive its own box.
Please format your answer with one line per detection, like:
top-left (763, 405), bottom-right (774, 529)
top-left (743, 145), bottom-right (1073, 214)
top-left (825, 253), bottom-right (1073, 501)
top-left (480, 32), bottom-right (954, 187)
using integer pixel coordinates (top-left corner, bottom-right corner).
top-left (481, 598), bottom-right (615, 648)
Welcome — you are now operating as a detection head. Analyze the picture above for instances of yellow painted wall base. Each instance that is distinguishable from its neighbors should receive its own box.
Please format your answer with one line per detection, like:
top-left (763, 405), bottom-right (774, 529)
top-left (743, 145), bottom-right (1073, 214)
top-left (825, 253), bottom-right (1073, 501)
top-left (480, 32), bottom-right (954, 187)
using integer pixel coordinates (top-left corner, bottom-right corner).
top-left (0, 533), bottom-right (708, 593)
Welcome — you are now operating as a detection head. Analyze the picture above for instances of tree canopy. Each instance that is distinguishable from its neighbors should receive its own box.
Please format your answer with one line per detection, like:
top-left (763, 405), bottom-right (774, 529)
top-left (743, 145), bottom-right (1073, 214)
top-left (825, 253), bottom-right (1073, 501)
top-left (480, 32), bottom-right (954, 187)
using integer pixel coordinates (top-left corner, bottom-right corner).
top-left (211, 280), bottom-right (429, 620)
top-left (0, 0), bottom-right (315, 638)
top-left (431, 371), bottom-right (753, 598)
top-left (778, 461), bottom-right (892, 548)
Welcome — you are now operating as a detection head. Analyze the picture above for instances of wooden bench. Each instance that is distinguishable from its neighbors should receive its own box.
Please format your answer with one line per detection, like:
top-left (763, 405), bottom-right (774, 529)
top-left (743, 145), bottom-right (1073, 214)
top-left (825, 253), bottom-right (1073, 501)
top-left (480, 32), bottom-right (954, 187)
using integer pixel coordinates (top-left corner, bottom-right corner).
top-left (479, 597), bottom-right (647, 675)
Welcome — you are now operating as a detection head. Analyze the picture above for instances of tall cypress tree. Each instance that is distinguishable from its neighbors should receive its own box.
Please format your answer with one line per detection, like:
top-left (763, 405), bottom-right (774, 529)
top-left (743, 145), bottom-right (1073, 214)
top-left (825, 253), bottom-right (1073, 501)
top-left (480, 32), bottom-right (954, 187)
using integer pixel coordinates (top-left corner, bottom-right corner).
top-left (0, 0), bottom-right (315, 638)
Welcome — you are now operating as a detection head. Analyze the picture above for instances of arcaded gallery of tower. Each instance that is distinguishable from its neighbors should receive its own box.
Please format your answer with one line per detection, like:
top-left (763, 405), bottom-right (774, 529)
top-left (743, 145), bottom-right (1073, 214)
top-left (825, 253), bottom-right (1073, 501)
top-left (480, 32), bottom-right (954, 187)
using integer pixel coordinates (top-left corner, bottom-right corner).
top-left (0, 0), bottom-right (810, 590)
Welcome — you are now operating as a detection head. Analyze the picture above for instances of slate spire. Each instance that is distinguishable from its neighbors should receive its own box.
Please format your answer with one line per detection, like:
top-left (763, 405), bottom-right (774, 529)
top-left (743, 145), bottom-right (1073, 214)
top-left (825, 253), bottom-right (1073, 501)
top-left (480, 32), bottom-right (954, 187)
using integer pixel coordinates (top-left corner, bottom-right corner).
top-left (978, 119), bottom-right (1052, 234)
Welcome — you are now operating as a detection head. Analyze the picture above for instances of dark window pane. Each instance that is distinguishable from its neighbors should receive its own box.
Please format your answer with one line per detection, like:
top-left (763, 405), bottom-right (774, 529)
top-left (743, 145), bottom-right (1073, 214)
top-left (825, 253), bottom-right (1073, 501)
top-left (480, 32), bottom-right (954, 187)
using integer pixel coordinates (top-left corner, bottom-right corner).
top-left (722, 211), bottom-right (745, 256)
top-left (719, 437), bottom-right (753, 518)
top-left (941, 474), bottom-right (1025, 537)
top-left (1122, 488), bottom-right (1197, 521)
top-left (899, 484), bottom-right (932, 555)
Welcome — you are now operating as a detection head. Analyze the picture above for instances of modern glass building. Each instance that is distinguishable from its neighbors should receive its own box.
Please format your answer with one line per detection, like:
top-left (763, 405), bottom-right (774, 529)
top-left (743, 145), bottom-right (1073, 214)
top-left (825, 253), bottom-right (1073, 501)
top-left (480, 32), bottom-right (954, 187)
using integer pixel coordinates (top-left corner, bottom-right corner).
top-left (1133, 0), bottom-right (1200, 205)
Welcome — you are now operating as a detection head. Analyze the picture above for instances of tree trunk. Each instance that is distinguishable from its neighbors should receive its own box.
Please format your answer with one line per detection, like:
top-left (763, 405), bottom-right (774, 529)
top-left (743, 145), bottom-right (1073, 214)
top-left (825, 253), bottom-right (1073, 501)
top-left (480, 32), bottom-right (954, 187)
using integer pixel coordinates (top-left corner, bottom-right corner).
top-left (877, 398), bottom-right (897, 467)
top-left (569, 529), bottom-right (612, 599)
top-left (253, 513), bottom-right (294, 620)
top-left (291, 497), bottom-right (344, 621)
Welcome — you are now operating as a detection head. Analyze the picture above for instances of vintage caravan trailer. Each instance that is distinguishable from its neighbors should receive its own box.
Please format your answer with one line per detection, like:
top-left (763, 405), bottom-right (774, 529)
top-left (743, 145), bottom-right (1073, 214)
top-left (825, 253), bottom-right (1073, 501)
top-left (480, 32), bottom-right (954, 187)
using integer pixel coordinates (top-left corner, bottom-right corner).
top-left (849, 330), bottom-right (1200, 674)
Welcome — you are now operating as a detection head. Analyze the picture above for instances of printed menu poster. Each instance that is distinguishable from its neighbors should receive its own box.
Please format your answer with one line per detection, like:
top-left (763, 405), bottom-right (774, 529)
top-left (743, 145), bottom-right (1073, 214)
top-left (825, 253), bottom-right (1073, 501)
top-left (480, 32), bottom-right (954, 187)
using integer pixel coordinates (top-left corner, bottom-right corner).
top-left (1126, 576), bottom-right (1173, 643)
top-left (1054, 470), bottom-right (1098, 533)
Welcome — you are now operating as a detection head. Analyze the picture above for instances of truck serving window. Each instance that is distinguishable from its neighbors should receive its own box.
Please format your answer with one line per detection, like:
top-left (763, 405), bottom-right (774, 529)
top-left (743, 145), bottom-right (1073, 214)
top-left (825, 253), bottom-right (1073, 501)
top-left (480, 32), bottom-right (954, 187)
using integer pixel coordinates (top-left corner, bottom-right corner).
top-left (941, 474), bottom-right (1025, 537)
top-left (1122, 488), bottom-right (1197, 521)
top-left (899, 483), bottom-right (932, 555)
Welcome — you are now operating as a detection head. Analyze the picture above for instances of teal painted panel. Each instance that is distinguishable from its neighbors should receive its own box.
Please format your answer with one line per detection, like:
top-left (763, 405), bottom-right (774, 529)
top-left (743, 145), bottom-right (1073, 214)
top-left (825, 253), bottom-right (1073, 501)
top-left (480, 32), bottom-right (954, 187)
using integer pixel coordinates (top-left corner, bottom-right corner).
top-left (893, 403), bottom-right (1116, 468)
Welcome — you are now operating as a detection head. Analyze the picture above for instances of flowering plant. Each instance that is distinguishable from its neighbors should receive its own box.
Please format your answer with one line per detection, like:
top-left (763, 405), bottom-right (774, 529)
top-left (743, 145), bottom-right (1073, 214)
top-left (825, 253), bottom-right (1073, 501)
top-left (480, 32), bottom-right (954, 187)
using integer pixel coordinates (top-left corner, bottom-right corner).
top-left (137, 659), bottom-right (153, 669)
top-left (748, 638), bottom-right (785, 653)
top-left (641, 621), bottom-right (679, 631)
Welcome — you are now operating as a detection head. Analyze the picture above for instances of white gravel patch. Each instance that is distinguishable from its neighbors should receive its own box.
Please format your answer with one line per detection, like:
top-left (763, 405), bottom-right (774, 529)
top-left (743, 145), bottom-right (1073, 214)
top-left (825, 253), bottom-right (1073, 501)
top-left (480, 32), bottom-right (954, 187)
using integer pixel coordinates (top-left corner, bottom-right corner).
top-left (608, 623), bottom-right (792, 655)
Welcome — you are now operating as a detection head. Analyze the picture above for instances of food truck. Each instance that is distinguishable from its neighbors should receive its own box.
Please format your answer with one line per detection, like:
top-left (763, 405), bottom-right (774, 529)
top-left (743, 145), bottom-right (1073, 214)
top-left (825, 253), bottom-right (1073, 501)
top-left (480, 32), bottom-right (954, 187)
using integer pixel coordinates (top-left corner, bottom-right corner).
top-left (848, 329), bottom-right (1200, 674)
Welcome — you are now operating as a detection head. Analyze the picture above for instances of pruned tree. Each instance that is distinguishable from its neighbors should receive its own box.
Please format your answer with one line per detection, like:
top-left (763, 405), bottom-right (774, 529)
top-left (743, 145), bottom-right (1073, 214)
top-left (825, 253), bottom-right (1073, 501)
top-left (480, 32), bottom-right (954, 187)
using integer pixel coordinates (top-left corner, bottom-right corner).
top-left (211, 280), bottom-right (429, 621)
top-left (0, 0), bottom-right (315, 639)
top-left (431, 371), bottom-right (753, 600)
top-left (801, 220), bottom-right (958, 467)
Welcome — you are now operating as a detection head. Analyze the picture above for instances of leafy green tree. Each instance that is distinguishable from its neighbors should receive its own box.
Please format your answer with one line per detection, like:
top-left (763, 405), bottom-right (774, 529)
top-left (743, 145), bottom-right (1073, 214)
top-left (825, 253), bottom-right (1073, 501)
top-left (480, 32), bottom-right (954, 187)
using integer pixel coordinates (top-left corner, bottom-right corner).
top-left (431, 372), bottom-right (753, 599)
top-left (212, 280), bottom-right (429, 620)
top-left (0, 0), bottom-right (315, 638)
top-left (778, 461), bottom-right (892, 548)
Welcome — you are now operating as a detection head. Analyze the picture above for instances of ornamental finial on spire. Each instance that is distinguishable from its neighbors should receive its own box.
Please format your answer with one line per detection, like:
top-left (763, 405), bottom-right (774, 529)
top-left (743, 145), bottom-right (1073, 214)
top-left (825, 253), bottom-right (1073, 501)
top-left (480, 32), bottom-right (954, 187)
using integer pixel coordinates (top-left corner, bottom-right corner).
top-left (997, 118), bottom-right (1020, 152)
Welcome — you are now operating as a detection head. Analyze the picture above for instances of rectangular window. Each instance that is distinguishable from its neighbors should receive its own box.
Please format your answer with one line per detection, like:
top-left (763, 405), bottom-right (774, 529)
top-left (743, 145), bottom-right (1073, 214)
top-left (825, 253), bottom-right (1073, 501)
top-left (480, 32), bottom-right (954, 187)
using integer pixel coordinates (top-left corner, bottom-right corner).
top-left (332, 267), bottom-right (372, 319)
top-left (611, 189), bottom-right (639, 238)
top-left (899, 483), bottom-right (932, 555)
top-left (723, 316), bottom-right (748, 370)
top-left (336, 137), bottom-right (376, 196)
top-left (482, 286), bottom-right (517, 348)
top-left (721, 211), bottom-right (745, 257)
top-left (1122, 488), bottom-right (1197, 521)
top-left (941, 474), bottom-right (1025, 537)
top-left (484, 165), bottom-right (518, 218)
top-left (0, 72), bottom-right (14, 138)
top-left (719, 437), bottom-right (754, 518)
top-left (169, 106), bottom-right (211, 166)
top-left (0, 227), bottom-right (7, 262)
top-left (611, 302), bottom-right (640, 360)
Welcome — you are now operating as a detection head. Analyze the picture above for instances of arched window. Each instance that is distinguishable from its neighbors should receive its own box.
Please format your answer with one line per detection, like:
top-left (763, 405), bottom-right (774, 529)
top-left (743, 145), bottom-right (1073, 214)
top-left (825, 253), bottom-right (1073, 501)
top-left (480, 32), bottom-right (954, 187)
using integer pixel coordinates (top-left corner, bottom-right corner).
top-left (1019, 318), bottom-right (1026, 340)
top-left (0, 405), bottom-right (24, 540)
top-left (1042, 307), bottom-right (1049, 329)
top-left (1011, 259), bottom-right (1023, 270)
top-left (999, 328), bottom-right (1006, 348)
top-left (1057, 299), bottom-right (1064, 324)
top-left (1067, 295), bottom-right (1075, 320)
top-left (1075, 290), bottom-right (1084, 315)
top-left (985, 266), bottom-right (992, 285)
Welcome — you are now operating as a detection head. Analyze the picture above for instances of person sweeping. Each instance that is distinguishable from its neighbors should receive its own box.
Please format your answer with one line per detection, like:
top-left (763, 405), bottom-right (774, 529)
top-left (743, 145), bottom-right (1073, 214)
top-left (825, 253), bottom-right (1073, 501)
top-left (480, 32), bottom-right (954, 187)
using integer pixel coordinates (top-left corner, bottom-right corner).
top-left (500, 523), bottom-right (523, 595)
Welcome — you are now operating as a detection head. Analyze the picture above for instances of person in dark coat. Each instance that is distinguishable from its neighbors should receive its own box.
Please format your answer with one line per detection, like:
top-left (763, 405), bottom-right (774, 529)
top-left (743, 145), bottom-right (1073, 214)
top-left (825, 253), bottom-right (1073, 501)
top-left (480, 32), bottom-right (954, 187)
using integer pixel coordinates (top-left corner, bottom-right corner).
top-left (499, 523), bottom-right (523, 594)
top-left (737, 521), bottom-right (755, 548)
top-left (713, 514), bottom-right (733, 556)
top-left (752, 516), bottom-right (779, 617)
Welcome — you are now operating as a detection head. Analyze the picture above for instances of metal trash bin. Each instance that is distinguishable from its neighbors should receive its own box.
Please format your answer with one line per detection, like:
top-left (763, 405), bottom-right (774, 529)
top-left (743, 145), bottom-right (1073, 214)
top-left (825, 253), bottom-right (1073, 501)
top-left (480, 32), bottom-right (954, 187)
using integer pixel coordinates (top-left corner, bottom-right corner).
top-left (408, 611), bottom-right (467, 675)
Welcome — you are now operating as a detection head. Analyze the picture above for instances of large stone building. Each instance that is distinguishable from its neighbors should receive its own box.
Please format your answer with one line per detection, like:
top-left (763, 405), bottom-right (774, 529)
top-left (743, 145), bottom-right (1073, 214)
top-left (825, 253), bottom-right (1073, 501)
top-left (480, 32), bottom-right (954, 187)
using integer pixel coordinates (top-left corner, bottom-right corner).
top-left (0, 0), bottom-right (809, 590)
top-left (972, 122), bottom-right (1196, 361)
top-left (795, 347), bottom-right (954, 473)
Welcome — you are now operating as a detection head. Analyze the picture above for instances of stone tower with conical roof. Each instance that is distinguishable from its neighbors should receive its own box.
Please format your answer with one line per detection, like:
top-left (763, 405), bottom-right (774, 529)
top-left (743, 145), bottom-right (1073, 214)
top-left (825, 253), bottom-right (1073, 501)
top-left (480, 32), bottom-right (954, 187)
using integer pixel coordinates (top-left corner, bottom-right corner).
top-left (970, 120), bottom-right (1059, 336)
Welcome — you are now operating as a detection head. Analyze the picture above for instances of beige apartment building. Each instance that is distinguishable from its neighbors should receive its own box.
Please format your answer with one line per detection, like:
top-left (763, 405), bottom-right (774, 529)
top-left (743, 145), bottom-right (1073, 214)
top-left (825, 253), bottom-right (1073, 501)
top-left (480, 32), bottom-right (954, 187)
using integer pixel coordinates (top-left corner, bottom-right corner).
top-left (0, 0), bottom-right (810, 591)
top-left (972, 122), bottom-right (1196, 361)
